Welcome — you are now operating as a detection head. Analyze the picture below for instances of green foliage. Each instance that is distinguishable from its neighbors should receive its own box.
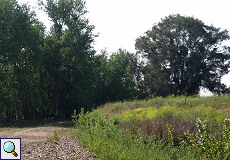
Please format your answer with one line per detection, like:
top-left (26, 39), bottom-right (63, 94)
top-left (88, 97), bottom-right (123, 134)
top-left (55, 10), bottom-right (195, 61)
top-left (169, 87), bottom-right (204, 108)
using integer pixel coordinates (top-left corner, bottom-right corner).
top-left (135, 14), bottom-right (230, 96)
top-left (40, 0), bottom-right (97, 118)
top-left (166, 124), bottom-right (174, 146)
top-left (75, 96), bottom-right (230, 159)
top-left (93, 49), bottom-right (138, 105)
top-left (91, 95), bottom-right (230, 119)
top-left (0, 1), bottom-right (229, 131)
top-left (108, 102), bottom-right (229, 124)
top-left (53, 130), bottom-right (59, 141)
top-left (0, 0), bottom-right (138, 121)
top-left (74, 110), bottom-right (197, 160)
top-left (107, 49), bottom-right (138, 101)
top-left (118, 107), bottom-right (158, 121)
top-left (0, 0), bottom-right (99, 120)
top-left (0, 0), bottom-right (46, 120)
top-left (180, 118), bottom-right (230, 159)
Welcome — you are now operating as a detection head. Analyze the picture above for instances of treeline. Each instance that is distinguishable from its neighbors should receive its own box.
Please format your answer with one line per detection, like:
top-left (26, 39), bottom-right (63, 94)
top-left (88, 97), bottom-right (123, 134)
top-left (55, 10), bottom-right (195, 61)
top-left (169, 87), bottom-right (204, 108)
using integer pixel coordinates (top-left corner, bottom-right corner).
top-left (0, 0), bottom-right (229, 120)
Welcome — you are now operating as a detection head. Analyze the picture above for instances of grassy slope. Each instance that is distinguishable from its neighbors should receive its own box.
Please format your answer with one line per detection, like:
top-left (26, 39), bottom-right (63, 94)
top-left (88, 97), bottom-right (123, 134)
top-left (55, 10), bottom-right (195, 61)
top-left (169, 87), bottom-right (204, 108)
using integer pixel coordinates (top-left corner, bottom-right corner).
top-left (74, 95), bottom-right (230, 160)
top-left (91, 95), bottom-right (230, 122)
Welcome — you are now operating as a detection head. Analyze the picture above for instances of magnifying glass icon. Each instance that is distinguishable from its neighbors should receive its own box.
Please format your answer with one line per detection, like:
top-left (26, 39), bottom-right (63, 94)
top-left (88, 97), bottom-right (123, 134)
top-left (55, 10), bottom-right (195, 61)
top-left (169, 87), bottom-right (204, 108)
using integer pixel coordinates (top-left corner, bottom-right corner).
top-left (3, 141), bottom-right (18, 157)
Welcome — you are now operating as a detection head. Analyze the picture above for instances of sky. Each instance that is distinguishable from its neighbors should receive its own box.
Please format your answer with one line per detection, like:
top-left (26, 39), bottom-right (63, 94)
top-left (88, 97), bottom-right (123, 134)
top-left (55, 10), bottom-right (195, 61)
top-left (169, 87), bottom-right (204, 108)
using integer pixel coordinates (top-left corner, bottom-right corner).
top-left (18, 0), bottom-right (230, 87)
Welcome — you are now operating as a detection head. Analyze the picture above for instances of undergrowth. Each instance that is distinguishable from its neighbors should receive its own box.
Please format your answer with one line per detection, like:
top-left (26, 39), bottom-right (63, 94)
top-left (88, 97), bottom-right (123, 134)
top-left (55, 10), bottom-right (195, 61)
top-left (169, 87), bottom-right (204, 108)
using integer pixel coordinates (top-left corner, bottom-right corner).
top-left (74, 111), bottom-right (230, 159)
top-left (90, 95), bottom-right (230, 119)
top-left (180, 118), bottom-right (230, 159)
top-left (73, 109), bottom-right (197, 160)
top-left (73, 95), bottom-right (230, 160)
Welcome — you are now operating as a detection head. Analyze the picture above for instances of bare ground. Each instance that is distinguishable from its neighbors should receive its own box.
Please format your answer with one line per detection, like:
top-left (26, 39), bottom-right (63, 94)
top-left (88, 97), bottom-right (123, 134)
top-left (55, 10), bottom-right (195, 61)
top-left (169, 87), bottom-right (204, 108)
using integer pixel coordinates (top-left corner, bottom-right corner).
top-left (0, 122), bottom-right (97, 160)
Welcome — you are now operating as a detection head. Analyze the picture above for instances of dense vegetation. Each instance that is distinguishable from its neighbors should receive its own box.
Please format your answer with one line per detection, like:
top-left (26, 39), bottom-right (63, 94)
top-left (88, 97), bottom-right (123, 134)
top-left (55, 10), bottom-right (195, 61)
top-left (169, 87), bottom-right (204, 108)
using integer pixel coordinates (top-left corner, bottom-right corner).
top-left (0, 0), bottom-right (230, 121)
top-left (0, 0), bottom-right (137, 120)
top-left (73, 95), bottom-right (230, 160)
top-left (135, 15), bottom-right (230, 96)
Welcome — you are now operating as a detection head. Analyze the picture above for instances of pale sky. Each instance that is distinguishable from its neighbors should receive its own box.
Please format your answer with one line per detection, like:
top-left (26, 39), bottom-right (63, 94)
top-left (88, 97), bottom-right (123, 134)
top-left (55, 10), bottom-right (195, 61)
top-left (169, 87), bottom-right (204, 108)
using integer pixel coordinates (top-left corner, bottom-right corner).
top-left (18, 0), bottom-right (230, 87)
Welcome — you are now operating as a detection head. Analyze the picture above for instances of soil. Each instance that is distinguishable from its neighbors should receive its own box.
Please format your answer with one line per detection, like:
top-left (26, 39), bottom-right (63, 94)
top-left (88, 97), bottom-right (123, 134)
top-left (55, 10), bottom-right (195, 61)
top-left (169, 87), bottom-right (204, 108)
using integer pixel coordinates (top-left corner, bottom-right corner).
top-left (0, 121), bottom-right (97, 160)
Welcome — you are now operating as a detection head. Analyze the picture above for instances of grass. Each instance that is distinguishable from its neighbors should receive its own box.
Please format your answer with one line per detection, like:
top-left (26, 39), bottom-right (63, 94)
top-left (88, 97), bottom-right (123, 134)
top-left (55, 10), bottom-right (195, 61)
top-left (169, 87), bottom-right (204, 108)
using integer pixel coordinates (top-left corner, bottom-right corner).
top-left (73, 95), bottom-right (230, 160)
top-left (53, 130), bottom-right (59, 141)
top-left (90, 94), bottom-right (230, 118)
top-left (112, 104), bottom-right (228, 124)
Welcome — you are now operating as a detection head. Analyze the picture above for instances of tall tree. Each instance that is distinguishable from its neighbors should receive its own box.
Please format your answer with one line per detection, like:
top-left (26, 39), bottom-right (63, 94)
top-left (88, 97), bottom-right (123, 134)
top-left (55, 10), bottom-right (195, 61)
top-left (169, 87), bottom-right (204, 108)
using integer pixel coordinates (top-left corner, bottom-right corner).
top-left (135, 14), bottom-right (230, 96)
top-left (40, 0), bottom-right (97, 118)
top-left (94, 49), bottom-right (137, 103)
top-left (0, 0), bottom-right (46, 120)
top-left (92, 50), bottom-right (109, 106)
top-left (107, 50), bottom-right (137, 101)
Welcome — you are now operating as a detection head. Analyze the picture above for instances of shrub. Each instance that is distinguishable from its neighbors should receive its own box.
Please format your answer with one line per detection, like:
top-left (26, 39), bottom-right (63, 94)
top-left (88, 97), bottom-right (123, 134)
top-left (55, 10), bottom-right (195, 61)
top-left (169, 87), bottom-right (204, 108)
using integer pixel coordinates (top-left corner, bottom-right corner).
top-left (73, 110), bottom-right (199, 159)
top-left (180, 118), bottom-right (230, 159)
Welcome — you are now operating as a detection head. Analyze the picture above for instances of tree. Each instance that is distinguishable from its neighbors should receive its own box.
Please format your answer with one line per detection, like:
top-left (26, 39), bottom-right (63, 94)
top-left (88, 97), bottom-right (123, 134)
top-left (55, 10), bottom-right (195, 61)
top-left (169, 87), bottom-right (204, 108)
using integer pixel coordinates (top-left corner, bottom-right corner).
top-left (40, 0), bottom-right (97, 118)
top-left (135, 14), bottom-right (230, 96)
top-left (93, 49), bottom-right (137, 105)
top-left (0, 0), bottom-right (46, 120)
top-left (92, 50), bottom-right (109, 106)
top-left (107, 49), bottom-right (137, 101)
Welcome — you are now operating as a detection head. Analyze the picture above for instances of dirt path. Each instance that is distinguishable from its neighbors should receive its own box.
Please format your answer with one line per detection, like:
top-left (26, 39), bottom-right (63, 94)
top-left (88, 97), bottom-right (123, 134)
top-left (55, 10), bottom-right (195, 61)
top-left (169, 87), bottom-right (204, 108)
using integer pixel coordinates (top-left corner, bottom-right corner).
top-left (0, 122), bottom-right (97, 160)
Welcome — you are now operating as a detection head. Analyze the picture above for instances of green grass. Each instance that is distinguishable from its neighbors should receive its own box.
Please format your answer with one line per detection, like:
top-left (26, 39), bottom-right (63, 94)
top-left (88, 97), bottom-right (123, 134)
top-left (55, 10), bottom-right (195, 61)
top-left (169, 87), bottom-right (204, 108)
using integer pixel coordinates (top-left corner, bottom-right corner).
top-left (73, 95), bottom-right (230, 160)
top-left (74, 112), bottom-right (199, 160)
top-left (111, 104), bottom-right (227, 124)
top-left (90, 94), bottom-right (230, 118)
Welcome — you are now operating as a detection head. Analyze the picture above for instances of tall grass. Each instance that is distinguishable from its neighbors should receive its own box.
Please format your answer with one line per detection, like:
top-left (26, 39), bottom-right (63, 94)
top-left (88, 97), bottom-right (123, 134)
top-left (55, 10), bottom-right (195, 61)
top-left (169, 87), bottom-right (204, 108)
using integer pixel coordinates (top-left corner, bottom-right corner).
top-left (109, 104), bottom-right (228, 125)
top-left (73, 110), bottom-right (199, 160)
top-left (74, 95), bottom-right (230, 160)
top-left (73, 110), bottom-right (230, 159)
top-left (91, 94), bottom-right (230, 118)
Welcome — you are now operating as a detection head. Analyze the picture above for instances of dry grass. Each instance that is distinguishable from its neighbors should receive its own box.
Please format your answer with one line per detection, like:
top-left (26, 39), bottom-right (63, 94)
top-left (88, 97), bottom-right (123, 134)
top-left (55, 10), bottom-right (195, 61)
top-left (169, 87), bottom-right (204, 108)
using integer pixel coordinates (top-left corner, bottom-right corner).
top-left (120, 117), bottom-right (198, 145)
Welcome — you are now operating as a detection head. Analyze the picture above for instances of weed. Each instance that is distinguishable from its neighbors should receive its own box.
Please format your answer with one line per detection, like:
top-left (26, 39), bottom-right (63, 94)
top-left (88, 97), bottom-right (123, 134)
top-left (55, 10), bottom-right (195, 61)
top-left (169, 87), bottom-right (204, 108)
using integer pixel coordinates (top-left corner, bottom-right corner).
top-left (74, 111), bottom-right (198, 159)
top-left (180, 118), bottom-right (230, 159)
top-left (73, 95), bottom-right (230, 159)
top-left (53, 130), bottom-right (59, 141)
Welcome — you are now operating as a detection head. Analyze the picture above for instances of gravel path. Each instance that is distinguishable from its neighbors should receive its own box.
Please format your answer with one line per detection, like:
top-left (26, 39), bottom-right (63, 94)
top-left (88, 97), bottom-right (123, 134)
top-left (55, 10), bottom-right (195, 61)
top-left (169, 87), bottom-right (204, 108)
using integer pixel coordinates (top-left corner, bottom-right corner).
top-left (0, 122), bottom-right (98, 160)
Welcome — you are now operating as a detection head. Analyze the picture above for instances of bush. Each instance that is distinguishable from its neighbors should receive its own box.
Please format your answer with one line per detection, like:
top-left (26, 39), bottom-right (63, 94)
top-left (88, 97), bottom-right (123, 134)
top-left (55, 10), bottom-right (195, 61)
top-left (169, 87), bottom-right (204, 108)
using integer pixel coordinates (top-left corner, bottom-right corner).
top-left (73, 95), bottom-right (230, 159)
top-left (73, 110), bottom-right (199, 159)
top-left (180, 118), bottom-right (230, 159)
